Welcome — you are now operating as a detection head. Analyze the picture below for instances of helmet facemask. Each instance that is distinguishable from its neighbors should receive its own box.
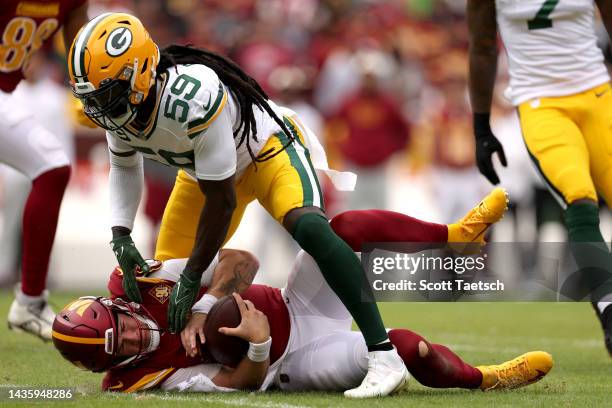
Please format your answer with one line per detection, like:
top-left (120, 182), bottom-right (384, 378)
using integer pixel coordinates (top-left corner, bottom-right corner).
top-left (75, 66), bottom-right (140, 132)
top-left (52, 296), bottom-right (162, 373)
top-left (101, 297), bottom-right (162, 369)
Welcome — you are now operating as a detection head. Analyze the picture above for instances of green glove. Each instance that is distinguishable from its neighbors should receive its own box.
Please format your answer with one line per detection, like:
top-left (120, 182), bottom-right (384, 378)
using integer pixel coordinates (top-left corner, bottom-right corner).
top-left (168, 273), bottom-right (200, 333)
top-left (110, 235), bottom-right (150, 303)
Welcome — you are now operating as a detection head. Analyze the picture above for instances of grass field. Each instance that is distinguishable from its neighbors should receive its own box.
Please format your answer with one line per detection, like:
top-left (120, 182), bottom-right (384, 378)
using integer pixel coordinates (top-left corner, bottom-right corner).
top-left (1, 291), bottom-right (610, 407)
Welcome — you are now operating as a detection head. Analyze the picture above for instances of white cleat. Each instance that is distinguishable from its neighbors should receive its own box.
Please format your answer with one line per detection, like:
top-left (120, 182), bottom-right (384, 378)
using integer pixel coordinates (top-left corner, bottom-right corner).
top-left (344, 347), bottom-right (410, 398)
top-left (8, 292), bottom-right (55, 341)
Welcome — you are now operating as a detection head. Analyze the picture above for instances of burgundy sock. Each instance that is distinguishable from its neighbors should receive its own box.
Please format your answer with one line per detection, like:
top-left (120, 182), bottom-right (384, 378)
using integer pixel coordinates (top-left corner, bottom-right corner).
top-left (21, 166), bottom-right (70, 296)
top-left (388, 328), bottom-right (482, 389)
top-left (330, 210), bottom-right (448, 252)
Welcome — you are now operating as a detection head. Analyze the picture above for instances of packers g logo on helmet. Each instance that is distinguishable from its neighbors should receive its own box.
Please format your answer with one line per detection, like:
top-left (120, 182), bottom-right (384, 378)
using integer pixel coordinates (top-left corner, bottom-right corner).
top-left (105, 27), bottom-right (133, 57)
top-left (68, 13), bottom-right (159, 131)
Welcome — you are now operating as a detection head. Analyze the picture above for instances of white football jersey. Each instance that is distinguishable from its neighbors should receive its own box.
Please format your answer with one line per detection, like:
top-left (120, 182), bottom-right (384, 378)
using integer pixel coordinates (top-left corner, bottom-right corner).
top-left (496, 0), bottom-right (609, 105)
top-left (106, 64), bottom-right (281, 181)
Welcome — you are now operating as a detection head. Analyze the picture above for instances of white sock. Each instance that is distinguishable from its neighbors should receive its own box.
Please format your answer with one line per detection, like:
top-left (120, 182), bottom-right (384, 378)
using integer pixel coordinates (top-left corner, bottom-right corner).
top-left (15, 288), bottom-right (47, 306)
top-left (597, 301), bottom-right (612, 314)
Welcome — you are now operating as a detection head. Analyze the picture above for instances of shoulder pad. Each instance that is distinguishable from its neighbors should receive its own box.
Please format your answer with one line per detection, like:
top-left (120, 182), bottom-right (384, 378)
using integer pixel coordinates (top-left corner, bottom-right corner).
top-left (167, 65), bottom-right (228, 139)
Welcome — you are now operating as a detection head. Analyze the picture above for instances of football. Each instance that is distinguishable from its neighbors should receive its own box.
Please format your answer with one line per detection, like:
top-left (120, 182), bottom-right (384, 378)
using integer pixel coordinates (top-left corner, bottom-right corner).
top-left (203, 295), bottom-right (248, 367)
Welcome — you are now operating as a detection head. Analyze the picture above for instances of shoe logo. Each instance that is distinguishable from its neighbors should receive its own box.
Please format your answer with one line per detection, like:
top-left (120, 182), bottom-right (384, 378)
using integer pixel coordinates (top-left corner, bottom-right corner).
top-left (107, 381), bottom-right (124, 390)
top-left (528, 369), bottom-right (547, 384)
top-left (474, 223), bottom-right (492, 240)
top-left (596, 89), bottom-right (609, 98)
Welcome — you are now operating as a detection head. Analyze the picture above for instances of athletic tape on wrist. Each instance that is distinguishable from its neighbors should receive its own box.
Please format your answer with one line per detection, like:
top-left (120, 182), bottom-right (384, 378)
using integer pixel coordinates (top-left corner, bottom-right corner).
top-left (191, 294), bottom-right (218, 314)
top-left (247, 337), bottom-right (272, 362)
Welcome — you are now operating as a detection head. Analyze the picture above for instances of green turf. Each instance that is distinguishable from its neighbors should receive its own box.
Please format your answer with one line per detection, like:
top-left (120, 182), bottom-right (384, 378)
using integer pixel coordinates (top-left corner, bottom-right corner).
top-left (1, 291), bottom-right (610, 407)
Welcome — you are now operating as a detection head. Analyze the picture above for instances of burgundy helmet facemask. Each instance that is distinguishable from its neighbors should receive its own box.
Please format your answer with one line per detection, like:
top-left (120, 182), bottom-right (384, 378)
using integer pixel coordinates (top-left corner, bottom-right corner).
top-left (52, 296), bottom-right (162, 372)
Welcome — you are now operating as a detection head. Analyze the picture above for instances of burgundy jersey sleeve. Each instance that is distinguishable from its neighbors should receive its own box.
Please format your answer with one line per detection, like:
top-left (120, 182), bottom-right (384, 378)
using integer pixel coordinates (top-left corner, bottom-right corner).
top-left (107, 267), bottom-right (125, 298)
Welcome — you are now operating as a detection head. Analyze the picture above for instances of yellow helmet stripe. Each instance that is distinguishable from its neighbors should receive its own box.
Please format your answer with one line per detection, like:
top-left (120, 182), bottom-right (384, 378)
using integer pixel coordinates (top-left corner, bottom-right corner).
top-left (72, 12), bottom-right (113, 83)
top-left (51, 330), bottom-right (105, 344)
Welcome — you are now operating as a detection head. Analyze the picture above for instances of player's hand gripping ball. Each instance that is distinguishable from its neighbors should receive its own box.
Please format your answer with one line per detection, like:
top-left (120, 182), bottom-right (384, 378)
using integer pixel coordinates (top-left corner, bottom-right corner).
top-left (204, 293), bottom-right (270, 367)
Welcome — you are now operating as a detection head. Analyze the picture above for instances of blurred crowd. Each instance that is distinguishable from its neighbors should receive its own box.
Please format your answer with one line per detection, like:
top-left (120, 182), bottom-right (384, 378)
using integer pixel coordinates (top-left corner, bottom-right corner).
top-left (3, 0), bottom-right (612, 287)
top-left (85, 0), bottom-right (492, 219)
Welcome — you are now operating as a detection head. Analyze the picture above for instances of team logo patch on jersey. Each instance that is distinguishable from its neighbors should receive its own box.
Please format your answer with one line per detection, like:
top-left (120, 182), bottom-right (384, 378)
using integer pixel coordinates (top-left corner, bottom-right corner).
top-left (105, 27), bottom-right (133, 57)
top-left (149, 283), bottom-right (172, 304)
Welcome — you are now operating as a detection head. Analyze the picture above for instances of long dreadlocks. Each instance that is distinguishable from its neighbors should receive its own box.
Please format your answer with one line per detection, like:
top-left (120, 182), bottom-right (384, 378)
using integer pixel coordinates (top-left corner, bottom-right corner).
top-left (157, 45), bottom-right (294, 163)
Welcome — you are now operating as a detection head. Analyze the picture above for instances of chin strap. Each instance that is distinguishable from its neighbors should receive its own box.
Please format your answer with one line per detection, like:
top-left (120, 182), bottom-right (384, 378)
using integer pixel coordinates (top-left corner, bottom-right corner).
top-left (129, 53), bottom-right (159, 106)
top-left (129, 58), bottom-right (144, 104)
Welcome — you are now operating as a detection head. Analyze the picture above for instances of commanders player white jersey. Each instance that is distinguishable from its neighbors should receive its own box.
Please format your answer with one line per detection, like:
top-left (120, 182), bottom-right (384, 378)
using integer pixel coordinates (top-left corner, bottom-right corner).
top-left (106, 64), bottom-right (281, 181)
top-left (496, 0), bottom-right (609, 105)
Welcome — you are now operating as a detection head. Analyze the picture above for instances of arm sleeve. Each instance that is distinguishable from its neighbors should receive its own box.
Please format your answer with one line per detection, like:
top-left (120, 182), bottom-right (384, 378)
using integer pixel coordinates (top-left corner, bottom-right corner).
top-left (193, 105), bottom-right (237, 181)
top-left (149, 254), bottom-right (220, 285)
top-left (107, 132), bottom-right (144, 230)
top-left (160, 364), bottom-right (237, 393)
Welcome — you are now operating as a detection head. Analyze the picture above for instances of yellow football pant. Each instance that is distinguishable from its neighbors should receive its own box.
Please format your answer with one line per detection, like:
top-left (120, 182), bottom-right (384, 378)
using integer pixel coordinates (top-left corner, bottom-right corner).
top-left (155, 116), bottom-right (323, 261)
top-left (518, 82), bottom-right (612, 207)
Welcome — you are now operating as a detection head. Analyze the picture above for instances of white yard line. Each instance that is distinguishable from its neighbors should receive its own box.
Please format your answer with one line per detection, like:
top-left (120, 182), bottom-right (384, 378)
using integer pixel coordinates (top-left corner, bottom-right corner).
top-left (446, 338), bottom-right (601, 355)
top-left (147, 393), bottom-right (311, 408)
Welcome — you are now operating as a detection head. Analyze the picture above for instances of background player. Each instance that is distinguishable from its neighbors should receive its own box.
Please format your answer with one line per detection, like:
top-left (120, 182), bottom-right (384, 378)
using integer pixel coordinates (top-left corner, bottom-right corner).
top-left (3, 0), bottom-right (89, 341)
top-left (467, 0), bottom-right (612, 355)
top-left (51, 202), bottom-right (552, 393)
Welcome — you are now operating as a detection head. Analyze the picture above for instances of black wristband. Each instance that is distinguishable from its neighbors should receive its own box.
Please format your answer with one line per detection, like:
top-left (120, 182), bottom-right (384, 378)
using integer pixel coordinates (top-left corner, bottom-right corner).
top-left (473, 112), bottom-right (492, 139)
top-left (181, 269), bottom-right (202, 283)
top-left (111, 226), bottom-right (131, 239)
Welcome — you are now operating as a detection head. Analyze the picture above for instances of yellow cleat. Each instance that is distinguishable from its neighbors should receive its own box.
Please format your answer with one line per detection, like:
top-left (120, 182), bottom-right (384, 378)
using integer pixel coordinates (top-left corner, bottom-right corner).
top-left (476, 351), bottom-right (553, 391)
top-left (447, 187), bottom-right (509, 253)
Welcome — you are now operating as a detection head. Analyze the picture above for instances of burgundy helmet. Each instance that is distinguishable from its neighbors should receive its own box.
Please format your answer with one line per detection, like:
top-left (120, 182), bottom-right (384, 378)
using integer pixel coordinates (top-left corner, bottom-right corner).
top-left (52, 296), bottom-right (157, 372)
